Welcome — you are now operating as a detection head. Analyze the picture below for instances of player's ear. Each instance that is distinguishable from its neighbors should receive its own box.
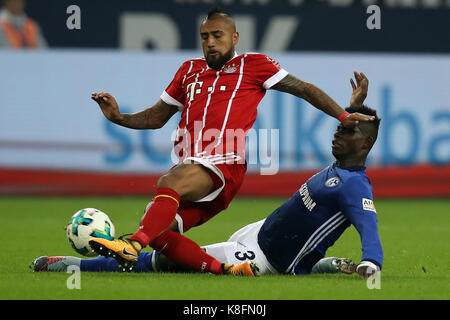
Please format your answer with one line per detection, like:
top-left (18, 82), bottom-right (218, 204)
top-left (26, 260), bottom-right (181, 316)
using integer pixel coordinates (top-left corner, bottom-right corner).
top-left (233, 31), bottom-right (239, 45)
top-left (362, 136), bottom-right (375, 150)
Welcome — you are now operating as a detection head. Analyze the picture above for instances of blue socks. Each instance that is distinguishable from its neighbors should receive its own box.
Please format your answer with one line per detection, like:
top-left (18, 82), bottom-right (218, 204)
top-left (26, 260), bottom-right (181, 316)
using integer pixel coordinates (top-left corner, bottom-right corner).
top-left (80, 251), bottom-right (155, 272)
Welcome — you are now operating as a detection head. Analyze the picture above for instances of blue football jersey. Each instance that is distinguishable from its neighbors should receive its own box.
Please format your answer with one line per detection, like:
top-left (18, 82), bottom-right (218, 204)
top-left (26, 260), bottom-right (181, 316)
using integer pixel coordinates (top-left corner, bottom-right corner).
top-left (257, 163), bottom-right (383, 275)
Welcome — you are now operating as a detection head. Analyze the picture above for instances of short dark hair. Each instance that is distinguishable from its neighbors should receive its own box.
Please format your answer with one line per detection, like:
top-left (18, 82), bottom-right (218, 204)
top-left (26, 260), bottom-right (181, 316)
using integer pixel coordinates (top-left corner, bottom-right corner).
top-left (206, 7), bottom-right (231, 20)
top-left (345, 104), bottom-right (381, 139)
top-left (202, 7), bottom-right (236, 32)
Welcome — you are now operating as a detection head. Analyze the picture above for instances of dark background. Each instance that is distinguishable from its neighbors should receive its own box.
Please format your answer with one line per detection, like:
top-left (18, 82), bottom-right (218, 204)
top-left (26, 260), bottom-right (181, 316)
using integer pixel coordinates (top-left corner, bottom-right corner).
top-left (25, 0), bottom-right (449, 52)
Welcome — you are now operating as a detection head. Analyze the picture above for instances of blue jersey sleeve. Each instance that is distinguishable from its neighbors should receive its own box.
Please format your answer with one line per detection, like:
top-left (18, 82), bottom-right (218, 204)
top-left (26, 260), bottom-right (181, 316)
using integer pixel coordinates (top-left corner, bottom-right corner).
top-left (339, 176), bottom-right (383, 268)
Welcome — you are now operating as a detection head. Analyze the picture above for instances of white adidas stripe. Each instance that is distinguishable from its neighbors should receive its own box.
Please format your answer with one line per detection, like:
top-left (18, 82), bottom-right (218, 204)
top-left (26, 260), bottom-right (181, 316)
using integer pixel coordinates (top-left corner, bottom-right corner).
top-left (286, 212), bottom-right (346, 273)
top-left (182, 60), bottom-right (194, 88)
top-left (288, 214), bottom-right (347, 274)
top-left (291, 215), bottom-right (347, 273)
top-left (213, 55), bottom-right (246, 150)
top-left (194, 70), bottom-right (221, 155)
top-left (186, 68), bottom-right (204, 127)
top-left (198, 152), bottom-right (242, 164)
top-left (175, 61), bottom-right (195, 143)
top-left (211, 155), bottom-right (242, 164)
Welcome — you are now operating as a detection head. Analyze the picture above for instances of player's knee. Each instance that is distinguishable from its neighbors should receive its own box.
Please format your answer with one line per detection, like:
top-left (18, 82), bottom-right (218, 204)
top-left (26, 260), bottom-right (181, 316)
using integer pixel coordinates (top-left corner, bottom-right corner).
top-left (156, 174), bottom-right (173, 189)
top-left (156, 164), bottom-right (189, 189)
top-left (157, 164), bottom-right (214, 201)
top-left (157, 172), bottom-right (188, 192)
top-left (156, 164), bottom-right (198, 190)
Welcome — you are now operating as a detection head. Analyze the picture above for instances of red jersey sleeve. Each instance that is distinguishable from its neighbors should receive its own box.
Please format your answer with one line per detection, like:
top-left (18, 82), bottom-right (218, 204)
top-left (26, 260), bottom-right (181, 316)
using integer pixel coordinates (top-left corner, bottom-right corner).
top-left (248, 53), bottom-right (289, 89)
top-left (160, 61), bottom-right (190, 109)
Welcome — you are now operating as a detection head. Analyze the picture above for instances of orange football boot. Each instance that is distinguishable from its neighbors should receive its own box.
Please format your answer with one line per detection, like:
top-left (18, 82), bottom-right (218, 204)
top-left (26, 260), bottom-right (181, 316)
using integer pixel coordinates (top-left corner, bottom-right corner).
top-left (89, 238), bottom-right (140, 271)
top-left (224, 261), bottom-right (258, 276)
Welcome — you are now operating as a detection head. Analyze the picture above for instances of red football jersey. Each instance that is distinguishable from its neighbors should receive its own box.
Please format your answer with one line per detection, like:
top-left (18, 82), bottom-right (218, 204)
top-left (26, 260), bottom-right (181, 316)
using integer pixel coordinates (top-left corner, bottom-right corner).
top-left (160, 52), bottom-right (288, 163)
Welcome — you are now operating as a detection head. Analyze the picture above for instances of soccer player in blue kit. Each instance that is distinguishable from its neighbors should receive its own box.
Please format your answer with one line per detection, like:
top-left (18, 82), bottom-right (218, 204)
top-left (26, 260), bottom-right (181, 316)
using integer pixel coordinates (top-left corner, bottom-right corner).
top-left (32, 73), bottom-right (382, 279)
top-left (256, 103), bottom-right (382, 278)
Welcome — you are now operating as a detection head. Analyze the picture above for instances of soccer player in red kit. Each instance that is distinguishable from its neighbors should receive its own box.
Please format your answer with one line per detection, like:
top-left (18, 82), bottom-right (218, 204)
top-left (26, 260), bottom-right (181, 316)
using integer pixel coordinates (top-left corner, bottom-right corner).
top-left (90, 9), bottom-right (374, 276)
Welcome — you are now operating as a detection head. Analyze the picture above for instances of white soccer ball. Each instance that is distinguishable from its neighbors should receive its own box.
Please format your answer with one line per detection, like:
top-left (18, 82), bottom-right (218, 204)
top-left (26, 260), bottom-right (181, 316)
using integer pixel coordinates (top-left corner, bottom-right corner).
top-left (66, 208), bottom-right (115, 257)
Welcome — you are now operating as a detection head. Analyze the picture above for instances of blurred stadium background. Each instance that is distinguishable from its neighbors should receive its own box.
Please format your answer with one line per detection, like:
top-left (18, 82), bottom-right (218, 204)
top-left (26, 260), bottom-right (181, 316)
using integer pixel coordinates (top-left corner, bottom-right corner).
top-left (0, 0), bottom-right (449, 199)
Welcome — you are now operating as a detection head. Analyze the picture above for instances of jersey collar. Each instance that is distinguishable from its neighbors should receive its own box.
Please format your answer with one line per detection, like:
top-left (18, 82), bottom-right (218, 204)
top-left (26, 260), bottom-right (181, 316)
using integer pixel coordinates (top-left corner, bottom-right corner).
top-left (333, 162), bottom-right (366, 172)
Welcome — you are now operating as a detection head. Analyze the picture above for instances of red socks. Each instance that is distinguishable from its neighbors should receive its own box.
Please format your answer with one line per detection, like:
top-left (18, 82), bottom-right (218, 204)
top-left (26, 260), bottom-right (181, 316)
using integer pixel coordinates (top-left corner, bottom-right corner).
top-left (129, 187), bottom-right (180, 247)
top-left (129, 187), bottom-right (224, 274)
top-left (152, 229), bottom-right (224, 274)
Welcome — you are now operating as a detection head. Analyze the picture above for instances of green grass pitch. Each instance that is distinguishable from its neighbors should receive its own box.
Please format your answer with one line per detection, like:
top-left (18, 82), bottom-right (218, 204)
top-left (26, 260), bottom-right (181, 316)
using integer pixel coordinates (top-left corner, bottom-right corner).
top-left (0, 196), bottom-right (449, 300)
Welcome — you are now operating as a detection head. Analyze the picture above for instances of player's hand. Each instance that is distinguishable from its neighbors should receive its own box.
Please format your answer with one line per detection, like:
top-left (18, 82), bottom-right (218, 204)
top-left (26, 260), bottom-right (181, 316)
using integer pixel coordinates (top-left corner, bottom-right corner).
top-left (349, 71), bottom-right (368, 108)
top-left (91, 92), bottom-right (122, 123)
top-left (356, 261), bottom-right (378, 279)
top-left (341, 262), bottom-right (357, 275)
top-left (342, 112), bottom-right (375, 128)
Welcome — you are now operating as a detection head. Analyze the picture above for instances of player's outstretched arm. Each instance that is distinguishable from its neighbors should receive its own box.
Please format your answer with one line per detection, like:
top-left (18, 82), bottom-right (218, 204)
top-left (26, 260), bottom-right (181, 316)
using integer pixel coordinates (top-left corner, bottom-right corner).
top-left (271, 74), bottom-right (374, 127)
top-left (91, 92), bottom-right (178, 129)
top-left (349, 71), bottom-right (369, 107)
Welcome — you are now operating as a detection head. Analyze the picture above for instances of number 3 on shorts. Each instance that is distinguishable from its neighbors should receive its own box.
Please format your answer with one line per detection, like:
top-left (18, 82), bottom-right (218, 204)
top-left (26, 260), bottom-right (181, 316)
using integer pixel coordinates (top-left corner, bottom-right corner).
top-left (234, 250), bottom-right (256, 261)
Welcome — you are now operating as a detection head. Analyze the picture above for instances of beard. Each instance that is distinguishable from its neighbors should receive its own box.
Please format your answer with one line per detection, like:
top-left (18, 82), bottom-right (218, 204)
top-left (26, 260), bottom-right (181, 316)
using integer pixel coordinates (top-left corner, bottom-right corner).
top-left (205, 48), bottom-right (234, 70)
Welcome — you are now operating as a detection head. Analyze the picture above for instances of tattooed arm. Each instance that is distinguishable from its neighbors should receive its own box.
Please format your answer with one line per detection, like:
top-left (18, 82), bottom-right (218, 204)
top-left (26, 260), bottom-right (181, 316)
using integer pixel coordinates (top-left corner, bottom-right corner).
top-left (271, 74), bottom-right (374, 126)
top-left (271, 74), bottom-right (345, 118)
top-left (91, 93), bottom-right (178, 129)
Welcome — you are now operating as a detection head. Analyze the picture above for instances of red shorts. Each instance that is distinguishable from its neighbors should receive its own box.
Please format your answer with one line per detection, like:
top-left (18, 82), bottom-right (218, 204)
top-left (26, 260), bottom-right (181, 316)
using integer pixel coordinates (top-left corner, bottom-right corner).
top-left (175, 161), bottom-right (247, 233)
